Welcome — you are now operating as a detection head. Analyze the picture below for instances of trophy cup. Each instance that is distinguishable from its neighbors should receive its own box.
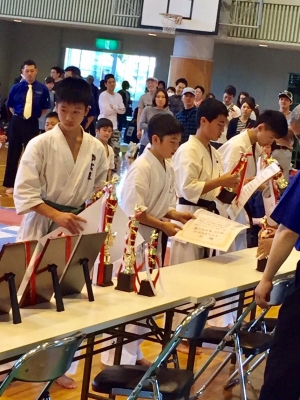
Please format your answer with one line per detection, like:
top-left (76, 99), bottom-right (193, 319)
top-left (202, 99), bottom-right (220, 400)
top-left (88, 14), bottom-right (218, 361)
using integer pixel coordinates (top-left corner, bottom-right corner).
top-left (217, 147), bottom-right (253, 204)
top-left (256, 216), bottom-right (276, 272)
top-left (115, 210), bottom-right (141, 293)
top-left (138, 230), bottom-right (159, 297)
top-left (96, 178), bottom-right (118, 287)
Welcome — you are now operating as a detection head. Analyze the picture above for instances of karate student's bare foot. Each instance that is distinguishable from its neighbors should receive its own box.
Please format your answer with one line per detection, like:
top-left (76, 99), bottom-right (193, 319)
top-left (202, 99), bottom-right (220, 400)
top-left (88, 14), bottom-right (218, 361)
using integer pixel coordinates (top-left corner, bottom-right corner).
top-left (177, 341), bottom-right (202, 355)
top-left (56, 374), bottom-right (78, 389)
top-left (136, 358), bottom-right (152, 367)
top-left (5, 188), bottom-right (13, 195)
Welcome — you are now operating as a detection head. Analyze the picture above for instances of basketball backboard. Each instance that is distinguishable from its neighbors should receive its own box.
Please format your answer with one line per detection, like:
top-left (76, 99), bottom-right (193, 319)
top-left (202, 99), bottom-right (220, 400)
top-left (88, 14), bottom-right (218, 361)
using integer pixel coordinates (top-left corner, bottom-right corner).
top-left (140, 0), bottom-right (221, 34)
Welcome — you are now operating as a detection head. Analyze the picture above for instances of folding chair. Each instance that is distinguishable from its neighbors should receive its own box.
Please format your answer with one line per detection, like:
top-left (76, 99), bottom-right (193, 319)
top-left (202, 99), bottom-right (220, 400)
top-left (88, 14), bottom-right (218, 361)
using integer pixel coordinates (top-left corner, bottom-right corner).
top-left (188, 277), bottom-right (293, 400)
top-left (0, 331), bottom-right (86, 400)
top-left (92, 297), bottom-right (216, 400)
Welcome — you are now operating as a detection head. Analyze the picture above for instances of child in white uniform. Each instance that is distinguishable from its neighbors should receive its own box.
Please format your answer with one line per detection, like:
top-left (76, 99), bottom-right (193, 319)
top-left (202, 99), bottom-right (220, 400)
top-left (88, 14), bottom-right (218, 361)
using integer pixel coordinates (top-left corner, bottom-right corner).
top-left (101, 113), bottom-right (194, 366)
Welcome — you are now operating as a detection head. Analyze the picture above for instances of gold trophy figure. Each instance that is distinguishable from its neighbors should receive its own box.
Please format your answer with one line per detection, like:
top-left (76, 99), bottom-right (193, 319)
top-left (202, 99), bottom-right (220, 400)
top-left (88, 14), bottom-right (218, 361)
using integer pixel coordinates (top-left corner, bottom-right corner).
top-left (264, 157), bottom-right (288, 191)
top-left (138, 229), bottom-right (159, 297)
top-left (115, 209), bottom-right (141, 292)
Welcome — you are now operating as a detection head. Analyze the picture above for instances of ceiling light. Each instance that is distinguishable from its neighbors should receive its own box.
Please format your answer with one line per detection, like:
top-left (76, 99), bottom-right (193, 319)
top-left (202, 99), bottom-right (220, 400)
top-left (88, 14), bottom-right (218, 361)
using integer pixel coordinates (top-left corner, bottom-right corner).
top-left (13, 19), bottom-right (22, 22)
top-left (259, 44), bottom-right (268, 47)
top-left (148, 33), bottom-right (157, 37)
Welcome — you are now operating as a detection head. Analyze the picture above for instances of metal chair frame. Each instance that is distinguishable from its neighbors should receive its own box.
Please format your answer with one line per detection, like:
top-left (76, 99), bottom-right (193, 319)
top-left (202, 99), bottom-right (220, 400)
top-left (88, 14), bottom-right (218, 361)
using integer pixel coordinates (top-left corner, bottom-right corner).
top-left (189, 277), bottom-right (293, 400)
top-left (93, 297), bottom-right (216, 400)
top-left (0, 331), bottom-right (86, 400)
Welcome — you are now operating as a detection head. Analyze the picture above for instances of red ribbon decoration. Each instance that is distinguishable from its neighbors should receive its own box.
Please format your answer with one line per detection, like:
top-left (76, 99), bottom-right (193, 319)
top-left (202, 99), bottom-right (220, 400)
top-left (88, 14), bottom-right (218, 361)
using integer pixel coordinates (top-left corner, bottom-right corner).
top-left (233, 151), bottom-right (253, 203)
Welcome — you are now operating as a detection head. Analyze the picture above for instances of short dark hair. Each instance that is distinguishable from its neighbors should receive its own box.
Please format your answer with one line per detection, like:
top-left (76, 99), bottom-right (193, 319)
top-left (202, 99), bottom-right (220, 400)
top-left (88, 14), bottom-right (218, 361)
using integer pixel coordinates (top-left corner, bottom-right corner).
top-left (148, 114), bottom-right (183, 144)
top-left (45, 76), bottom-right (55, 84)
top-left (196, 98), bottom-right (228, 128)
top-left (152, 89), bottom-right (169, 108)
top-left (224, 85), bottom-right (237, 97)
top-left (175, 78), bottom-right (188, 87)
top-left (46, 111), bottom-right (59, 120)
top-left (255, 110), bottom-right (288, 138)
top-left (206, 92), bottom-right (215, 99)
top-left (21, 59), bottom-right (36, 69)
top-left (158, 80), bottom-right (166, 89)
top-left (51, 66), bottom-right (63, 75)
top-left (64, 66), bottom-right (81, 77)
top-left (121, 80), bottom-right (130, 90)
top-left (195, 85), bottom-right (205, 94)
top-left (55, 77), bottom-right (91, 107)
top-left (104, 74), bottom-right (115, 83)
top-left (96, 118), bottom-right (113, 130)
top-left (167, 86), bottom-right (176, 93)
top-left (241, 96), bottom-right (256, 111)
top-left (237, 91), bottom-right (250, 108)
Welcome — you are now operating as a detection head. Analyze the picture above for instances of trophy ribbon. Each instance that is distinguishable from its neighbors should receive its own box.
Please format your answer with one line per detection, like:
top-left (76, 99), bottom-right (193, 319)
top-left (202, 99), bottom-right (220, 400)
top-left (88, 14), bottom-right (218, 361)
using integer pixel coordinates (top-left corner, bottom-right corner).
top-left (263, 156), bottom-right (288, 202)
top-left (232, 148), bottom-right (253, 203)
top-left (117, 206), bottom-right (143, 292)
top-left (97, 179), bottom-right (118, 286)
top-left (144, 237), bottom-right (166, 295)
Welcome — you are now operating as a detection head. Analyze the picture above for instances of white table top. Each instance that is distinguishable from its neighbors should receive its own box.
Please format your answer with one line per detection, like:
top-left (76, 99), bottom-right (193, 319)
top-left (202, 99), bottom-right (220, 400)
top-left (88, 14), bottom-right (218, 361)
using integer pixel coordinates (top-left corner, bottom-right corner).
top-left (0, 247), bottom-right (297, 361)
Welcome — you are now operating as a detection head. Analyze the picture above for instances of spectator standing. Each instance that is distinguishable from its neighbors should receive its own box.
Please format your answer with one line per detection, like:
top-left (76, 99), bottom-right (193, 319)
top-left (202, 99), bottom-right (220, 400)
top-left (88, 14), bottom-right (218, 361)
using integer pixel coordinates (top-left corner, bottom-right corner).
top-left (118, 80), bottom-right (132, 132)
top-left (175, 87), bottom-right (197, 144)
top-left (137, 77), bottom-right (158, 139)
top-left (39, 77), bottom-right (55, 132)
top-left (138, 88), bottom-right (173, 155)
top-left (226, 96), bottom-right (256, 140)
top-left (169, 78), bottom-right (187, 116)
top-left (50, 66), bottom-right (63, 91)
top-left (4, 59), bottom-right (50, 194)
top-left (98, 73), bottom-right (125, 171)
top-left (194, 85), bottom-right (205, 107)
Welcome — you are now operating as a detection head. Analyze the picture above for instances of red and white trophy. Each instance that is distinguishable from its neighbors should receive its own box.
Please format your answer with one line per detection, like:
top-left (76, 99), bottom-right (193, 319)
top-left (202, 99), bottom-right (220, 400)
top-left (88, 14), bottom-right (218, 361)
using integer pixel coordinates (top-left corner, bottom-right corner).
top-left (93, 178), bottom-right (118, 287)
top-left (115, 207), bottom-right (142, 293)
top-left (217, 146), bottom-right (253, 204)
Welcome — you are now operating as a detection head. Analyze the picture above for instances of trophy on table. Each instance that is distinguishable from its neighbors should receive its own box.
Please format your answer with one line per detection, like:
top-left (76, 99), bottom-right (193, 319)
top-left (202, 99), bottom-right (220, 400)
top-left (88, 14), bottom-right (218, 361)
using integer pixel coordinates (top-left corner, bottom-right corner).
top-left (138, 230), bottom-right (159, 297)
top-left (256, 216), bottom-right (276, 272)
top-left (115, 207), bottom-right (141, 293)
top-left (95, 178), bottom-right (119, 287)
top-left (217, 147), bottom-right (253, 204)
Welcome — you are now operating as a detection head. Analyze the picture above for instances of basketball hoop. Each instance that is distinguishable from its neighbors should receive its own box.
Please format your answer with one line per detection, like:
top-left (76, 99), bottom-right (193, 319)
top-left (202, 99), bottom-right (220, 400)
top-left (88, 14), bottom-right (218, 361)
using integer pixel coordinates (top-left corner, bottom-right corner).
top-left (160, 13), bottom-right (182, 35)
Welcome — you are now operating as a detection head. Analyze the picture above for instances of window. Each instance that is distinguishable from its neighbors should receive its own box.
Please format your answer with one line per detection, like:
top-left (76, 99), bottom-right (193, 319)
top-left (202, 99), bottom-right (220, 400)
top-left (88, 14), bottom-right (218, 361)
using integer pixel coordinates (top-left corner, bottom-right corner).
top-left (64, 48), bottom-right (156, 103)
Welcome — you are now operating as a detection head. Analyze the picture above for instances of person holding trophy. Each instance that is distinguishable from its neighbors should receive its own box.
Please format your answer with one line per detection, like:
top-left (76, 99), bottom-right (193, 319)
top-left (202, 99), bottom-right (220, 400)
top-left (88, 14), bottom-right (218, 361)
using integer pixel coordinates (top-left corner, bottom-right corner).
top-left (101, 113), bottom-right (194, 367)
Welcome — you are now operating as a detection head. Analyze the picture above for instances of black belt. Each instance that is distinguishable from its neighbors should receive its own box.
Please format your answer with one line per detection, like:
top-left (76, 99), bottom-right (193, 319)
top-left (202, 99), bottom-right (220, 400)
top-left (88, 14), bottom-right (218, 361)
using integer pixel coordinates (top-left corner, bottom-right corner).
top-left (178, 197), bottom-right (219, 214)
top-left (273, 144), bottom-right (292, 152)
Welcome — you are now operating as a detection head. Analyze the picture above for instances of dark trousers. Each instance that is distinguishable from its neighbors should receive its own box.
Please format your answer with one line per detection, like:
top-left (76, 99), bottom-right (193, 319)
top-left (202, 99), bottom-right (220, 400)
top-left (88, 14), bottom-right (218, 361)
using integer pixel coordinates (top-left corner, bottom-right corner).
top-left (259, 263), bottom-right (300, 400)
top-left (3, 115), bottom-right (39, 187)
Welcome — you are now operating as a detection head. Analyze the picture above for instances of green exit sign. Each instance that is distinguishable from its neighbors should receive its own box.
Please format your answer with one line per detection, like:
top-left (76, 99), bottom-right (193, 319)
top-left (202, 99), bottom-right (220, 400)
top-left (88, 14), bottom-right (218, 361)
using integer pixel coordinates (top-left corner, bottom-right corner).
top-left (95, 38), bottom-right (120, 51)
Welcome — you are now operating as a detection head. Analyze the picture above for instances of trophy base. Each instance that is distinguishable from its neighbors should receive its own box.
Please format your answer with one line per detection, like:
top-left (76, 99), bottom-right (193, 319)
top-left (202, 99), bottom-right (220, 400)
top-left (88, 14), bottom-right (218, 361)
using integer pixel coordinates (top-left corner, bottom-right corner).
top-left (115, 272), bottom-right (135, 292)
top-left (99, 264), bottom-right (114, 287)
top-left (138, 280), bottom-right (155, 297)
top-left (256, 258), bottom-right (268, 272)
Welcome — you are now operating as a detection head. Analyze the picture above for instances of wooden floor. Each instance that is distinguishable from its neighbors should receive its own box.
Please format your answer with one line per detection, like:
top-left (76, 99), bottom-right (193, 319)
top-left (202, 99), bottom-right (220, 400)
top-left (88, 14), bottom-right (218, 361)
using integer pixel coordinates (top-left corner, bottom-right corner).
top-left (0, 146), bottom-right (274, 399)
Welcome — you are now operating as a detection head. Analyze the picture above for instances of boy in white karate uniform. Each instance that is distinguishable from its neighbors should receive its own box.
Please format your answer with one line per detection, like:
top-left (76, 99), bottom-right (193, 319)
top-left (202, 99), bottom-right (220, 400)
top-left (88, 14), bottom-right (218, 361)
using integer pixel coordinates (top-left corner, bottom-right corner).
top-left (170, 98), bottom-right (240, 265)
top-left (209, 110), bottom-right (289, 328)
top-left (13, 78), bottom-right (108, 388)
top-left (101, 113), bottom-right (194, 367)
top-left (95, 117), bottom-right (115, 181)
top-left (218, 110), bottom-right (289, 249)
top-left (14, 77), bottom-right (107, 241)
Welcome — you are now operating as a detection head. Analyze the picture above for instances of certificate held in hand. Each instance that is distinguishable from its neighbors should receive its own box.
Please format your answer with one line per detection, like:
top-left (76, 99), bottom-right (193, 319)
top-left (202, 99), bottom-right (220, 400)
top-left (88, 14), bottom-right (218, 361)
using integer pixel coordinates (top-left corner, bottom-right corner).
top-left (174, 209), bottom-right (247, 252)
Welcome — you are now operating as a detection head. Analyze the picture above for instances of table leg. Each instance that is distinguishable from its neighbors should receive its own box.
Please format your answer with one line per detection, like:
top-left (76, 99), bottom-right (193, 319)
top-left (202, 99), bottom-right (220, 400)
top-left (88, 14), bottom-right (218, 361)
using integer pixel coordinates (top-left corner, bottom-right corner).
top-left (81, 335), bottom-right (95, 400)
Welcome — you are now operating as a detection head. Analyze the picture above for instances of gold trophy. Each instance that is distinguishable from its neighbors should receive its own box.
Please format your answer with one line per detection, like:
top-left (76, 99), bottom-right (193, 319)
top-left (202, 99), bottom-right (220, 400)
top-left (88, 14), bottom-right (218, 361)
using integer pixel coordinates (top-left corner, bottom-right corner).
top-left (264, 156), bottom-right (288, 191)
top-left (115, 208), bottom-right (141, 293)
top-left (138, 230), bottom-right (159, 297)
top-left (256, 216), bottom-right (276, 272)
top-left (96, 178), bottom-right (118, 286)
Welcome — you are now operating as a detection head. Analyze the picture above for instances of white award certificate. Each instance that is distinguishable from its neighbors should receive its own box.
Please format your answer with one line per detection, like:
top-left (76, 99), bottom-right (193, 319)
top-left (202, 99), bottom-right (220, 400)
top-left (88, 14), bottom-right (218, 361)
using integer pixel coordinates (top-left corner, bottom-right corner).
top-left (174, 209), bottom-right (247, 252)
